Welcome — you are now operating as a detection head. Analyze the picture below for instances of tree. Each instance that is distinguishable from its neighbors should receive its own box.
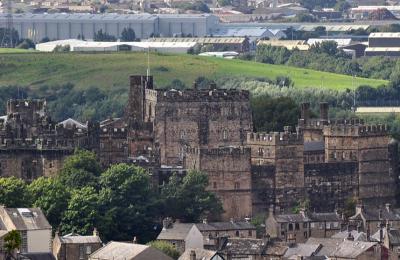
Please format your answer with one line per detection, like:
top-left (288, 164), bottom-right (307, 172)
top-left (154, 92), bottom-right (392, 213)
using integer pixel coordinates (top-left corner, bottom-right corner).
top-left (99, 164), bottom-right (160, 242)
top-left (121, 28), bottom-right (136, 41)
top-left (4, 230), bottom-right (21, 259)
top-left (251, 95), bottom-right (299, 132)
top-left (59, 149), bottom-right (102, 189)
top-left (147, 241), bottom-right (180, 260)
top-left (16, 39), bottom-right (35, 49)
top-left (94, 29), bottom-right (116, 42)
top-left (0, 177), bottom-right (30, 207)
top-left (61, 187), bottom-right (100, 235)
top-left (28, 177), bottom-right (69, 228)
top-left (161, 170), bottom-right (223, 222)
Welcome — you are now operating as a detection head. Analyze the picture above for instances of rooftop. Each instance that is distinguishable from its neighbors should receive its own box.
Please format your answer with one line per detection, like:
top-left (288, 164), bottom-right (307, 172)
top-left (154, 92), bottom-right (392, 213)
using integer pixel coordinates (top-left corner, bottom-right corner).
top-left (0, 207), bottom-right (51, 231)
top-left (60, 233), bottom-right (102, 244)
top-left (89, 241), bottom-right (173, 260)
top-left (157, 223), bottom-right (194, 241)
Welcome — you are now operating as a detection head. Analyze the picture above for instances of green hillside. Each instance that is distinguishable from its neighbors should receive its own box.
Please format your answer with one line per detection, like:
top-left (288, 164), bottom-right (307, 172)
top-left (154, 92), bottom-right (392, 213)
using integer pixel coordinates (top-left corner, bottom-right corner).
top-left (0, 52), bottom-right (387, 90)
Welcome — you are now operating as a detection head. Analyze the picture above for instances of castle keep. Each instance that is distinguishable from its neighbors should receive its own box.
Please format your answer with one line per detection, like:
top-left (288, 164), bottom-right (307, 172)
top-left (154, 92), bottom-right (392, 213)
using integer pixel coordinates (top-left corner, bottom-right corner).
top-left (1, 75), bottom-right (398, 221)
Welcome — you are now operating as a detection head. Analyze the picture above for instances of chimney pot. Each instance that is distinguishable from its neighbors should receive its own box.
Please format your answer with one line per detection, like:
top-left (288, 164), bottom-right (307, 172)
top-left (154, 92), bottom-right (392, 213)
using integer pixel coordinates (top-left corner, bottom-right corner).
top-left (190, 250), bottom-right (196, 260)
top-left (93, 228), bottom-right (99, 237)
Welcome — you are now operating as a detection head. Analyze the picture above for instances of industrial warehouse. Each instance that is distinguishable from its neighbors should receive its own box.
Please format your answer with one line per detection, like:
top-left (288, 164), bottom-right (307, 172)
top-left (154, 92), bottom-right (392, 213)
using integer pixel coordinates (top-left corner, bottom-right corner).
top-left (0, 13), bottom-right (219, 42)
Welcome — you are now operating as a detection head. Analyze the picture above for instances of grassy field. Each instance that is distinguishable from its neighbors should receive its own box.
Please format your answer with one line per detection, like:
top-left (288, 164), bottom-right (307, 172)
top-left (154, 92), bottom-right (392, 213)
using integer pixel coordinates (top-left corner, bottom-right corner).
top-left (0, 48), bottom-right (34, 53)
top-left (0, 52), bottom-right (387, 90)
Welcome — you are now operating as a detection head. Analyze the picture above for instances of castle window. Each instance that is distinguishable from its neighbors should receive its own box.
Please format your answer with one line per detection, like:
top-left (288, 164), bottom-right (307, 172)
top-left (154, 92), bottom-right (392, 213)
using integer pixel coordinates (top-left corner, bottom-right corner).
top-left (180, 130), bottom-right (185, 140)
top-left (288, 224), bottom-right (293, 231)
top-left (295, 223), bottom-right (299, 230)
top-left (258, 147), bottom-right (264, 156)
top-left (223, 129), bottom-right (228, 140)
top-left (235, 231), bottom-right (239, 237)
top-left (49, 162), bottom-right (53, 169)
top-left (234, 182), bottom-right (240, 190)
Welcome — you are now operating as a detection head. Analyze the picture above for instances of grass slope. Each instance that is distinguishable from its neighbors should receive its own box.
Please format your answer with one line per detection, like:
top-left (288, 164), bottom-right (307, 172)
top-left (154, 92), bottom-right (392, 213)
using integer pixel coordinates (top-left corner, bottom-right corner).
top-left (0, 52), bottom-right (387, 90)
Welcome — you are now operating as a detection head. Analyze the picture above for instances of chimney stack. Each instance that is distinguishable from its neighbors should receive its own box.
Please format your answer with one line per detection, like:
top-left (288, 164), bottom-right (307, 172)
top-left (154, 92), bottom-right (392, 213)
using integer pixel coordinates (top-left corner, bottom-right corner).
top-left (319, 102), bottom-right (329, 121)
top-left (162, 217), bottom-right (172, 230)
top-left (300, 102), bottom-right (310, 123)
top-left (190, 250), bottom-right (196, 260)
top-left (93, 228), bottom-right (99, 237)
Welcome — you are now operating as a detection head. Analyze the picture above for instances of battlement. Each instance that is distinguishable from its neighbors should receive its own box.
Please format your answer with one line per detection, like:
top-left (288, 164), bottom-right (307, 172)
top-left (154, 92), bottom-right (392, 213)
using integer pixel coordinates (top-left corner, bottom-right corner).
top-left (323, 124), bottom-right (389, 137)
top-left (246, 130), bottom-right (303, 145)
top-left (7, 99), bottom-right (46, 115)
top-left (156, 89), bottom-right (250, 102)
top-left (185, 146), bottom-right (251, 156)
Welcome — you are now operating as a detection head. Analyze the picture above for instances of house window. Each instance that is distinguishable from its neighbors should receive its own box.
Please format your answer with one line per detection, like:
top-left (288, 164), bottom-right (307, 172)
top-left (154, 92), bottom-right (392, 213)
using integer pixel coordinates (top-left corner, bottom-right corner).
top-left (235, 231), bottom-right (239, 237)
top-left (311, 223), bottom-right (315, 228)
top-left (304, 232), bottom-right (308, 238)
top-left (49, 162), bottom-right (53, 168)
top-left (86, 245), bottom-right (92, 255)
top-left (248, 230), bottom-right (252, 237)
top-left (223, 129), bottom-right (228, 140)
top-left (213, 182), bottom-right (217, 189)
top-left (258, 147), bottom-right (264, 156)
top-left (288, 224), bottom-right (293, 231)
top-left (295, 223), bottom-right (300, 230)
top-left (79, 245), bottom-right (85, 260)
top-left (303, 223), bottom-right (308, 228)
top-left (234, 182), bottom-right (240, 190)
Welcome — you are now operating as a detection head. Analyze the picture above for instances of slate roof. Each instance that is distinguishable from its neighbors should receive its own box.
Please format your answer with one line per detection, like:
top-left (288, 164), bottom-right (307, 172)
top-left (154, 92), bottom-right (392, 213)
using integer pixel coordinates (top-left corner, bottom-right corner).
top-left (350, 207), bottom-right (400, 221)
top-left (309, 212), bottom-right (341, 222)
top-left (275, 213), bottom-right (310, 223)
top-left (178, 248), bottom-right (219, 260)
top-left (331, 240), bottom-right (378, 258)
top-left (58, 118), bottom-right (87, 129)
top-left (60, 233), bottom-right (102, 244)
top-left (157, 223), bottom-right (194, 241)
top-left (19, 253), bottom-right (55, 260)
top-left (284, 243), bottom-right (321, 258)
top-left (89, 241), bottom-right (173, 260)
top-left (305, 238), bottom-right (342, 257)
top-left (0, 207), bottom-right (51, 231)
top-left (331, 230), bottom-right (368, 242)
top-left (304, 141), bottom-right (325, 152)
top-left (219, 238), bottom-right (267, 255)
top-left (265, 242), bottom-right (288, 256)
top-left (372, 228), bottom-right (400, 245)
top-left (196, 221), bottom-right (256, 232)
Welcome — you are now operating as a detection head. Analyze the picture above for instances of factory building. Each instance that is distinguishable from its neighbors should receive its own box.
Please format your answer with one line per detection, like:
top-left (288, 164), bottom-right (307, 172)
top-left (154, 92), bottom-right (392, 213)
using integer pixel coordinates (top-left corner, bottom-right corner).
top-left (365, 33), bottom-right (400, 57)
top-left (0, 13), bottom-right (219, 42)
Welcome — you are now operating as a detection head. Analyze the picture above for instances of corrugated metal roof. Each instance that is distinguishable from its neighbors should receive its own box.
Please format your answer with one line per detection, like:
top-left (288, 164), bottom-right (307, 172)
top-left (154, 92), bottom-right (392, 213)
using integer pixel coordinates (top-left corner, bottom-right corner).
top-left (366, 47), bottom-right (400, 52)
top-left (370, 32), bottom-right (400, 38)
top-left (146, 37), bottom-right (246, 44)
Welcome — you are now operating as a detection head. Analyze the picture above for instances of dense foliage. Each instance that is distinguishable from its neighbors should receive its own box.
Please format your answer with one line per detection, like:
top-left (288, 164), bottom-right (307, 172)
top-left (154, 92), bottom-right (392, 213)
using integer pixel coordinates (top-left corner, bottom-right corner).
top-left (0, 150), bottom-right (222, 243)
top-left (147, 240), bottom-right (181, 260)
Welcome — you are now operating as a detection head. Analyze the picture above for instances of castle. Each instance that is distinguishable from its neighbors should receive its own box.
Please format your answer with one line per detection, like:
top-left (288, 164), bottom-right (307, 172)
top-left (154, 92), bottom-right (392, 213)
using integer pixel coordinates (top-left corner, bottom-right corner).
top-left (1, 75), bottom-right (398, 221)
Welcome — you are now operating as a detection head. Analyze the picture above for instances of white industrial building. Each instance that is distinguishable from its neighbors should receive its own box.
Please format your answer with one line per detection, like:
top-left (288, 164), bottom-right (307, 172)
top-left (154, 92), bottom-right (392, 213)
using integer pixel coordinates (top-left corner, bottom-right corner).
top-left (0, 13), bottom-right (219, 42)
top-left (35, 39), bottom-right (198, 53)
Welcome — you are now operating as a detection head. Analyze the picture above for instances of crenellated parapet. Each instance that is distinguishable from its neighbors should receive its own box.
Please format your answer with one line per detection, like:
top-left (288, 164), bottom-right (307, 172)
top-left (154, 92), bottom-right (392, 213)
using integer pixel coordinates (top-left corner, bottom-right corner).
top-left (185, 146), bottom-right (251, 156)
top-left (246, 130), bottom-right (303, 146)
top-left (157, 89), bottom-right (250, 102)
top-left (323, 124), bottom-right (389, 137)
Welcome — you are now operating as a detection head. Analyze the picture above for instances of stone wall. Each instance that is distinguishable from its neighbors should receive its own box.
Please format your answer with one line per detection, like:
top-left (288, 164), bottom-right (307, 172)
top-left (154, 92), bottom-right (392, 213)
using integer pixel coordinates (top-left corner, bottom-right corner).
top-left (155, 89), bottom-right (253, 166)
top-left (184, 147), bottom-right (252, 220)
